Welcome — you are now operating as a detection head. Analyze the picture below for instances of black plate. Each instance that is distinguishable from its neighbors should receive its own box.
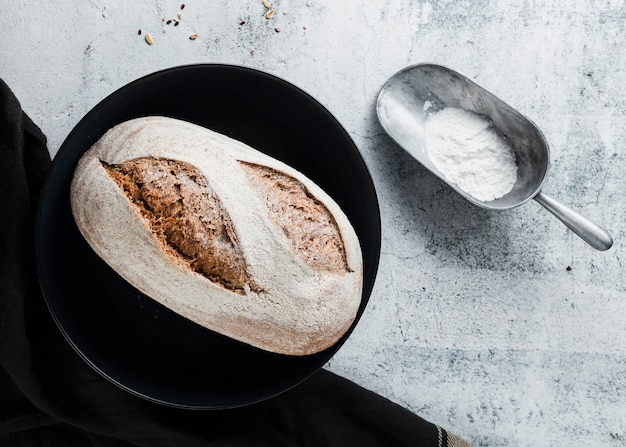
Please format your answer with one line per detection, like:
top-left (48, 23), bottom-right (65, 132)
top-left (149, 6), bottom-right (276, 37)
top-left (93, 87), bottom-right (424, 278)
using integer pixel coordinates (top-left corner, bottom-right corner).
top-left (36, 64), bottom-right (381, 409)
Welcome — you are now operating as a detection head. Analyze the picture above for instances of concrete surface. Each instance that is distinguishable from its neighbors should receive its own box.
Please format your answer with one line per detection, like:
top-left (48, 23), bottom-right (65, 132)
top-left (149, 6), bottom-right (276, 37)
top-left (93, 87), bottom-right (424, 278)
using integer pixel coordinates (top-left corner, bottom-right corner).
top-left (2, 1), bottom-right (625, 446)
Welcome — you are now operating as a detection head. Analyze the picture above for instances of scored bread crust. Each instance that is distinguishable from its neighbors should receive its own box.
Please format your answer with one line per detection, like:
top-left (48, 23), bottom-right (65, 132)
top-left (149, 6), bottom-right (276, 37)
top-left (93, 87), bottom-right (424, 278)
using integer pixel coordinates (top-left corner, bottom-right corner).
top-left (70, 116), bottom-right (363, 356)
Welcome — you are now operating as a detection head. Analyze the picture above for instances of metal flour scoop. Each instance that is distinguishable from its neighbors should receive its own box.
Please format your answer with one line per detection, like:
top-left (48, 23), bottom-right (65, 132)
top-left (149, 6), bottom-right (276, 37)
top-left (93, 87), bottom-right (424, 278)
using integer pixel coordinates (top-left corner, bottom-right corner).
top-left (376, 63), bottom-right (613, 251)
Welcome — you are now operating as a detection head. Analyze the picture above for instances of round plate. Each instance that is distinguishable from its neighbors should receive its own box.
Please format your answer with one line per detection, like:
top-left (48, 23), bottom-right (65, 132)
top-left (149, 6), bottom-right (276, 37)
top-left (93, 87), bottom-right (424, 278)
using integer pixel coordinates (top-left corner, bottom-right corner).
top-left (36, 64), bottom-right (381, 409)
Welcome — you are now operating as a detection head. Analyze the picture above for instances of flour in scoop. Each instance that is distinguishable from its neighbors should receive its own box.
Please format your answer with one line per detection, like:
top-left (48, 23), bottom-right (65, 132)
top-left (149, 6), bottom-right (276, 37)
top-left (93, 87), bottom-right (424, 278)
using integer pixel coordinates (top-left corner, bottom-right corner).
top-left (424, 107), bottom-right (518, 202)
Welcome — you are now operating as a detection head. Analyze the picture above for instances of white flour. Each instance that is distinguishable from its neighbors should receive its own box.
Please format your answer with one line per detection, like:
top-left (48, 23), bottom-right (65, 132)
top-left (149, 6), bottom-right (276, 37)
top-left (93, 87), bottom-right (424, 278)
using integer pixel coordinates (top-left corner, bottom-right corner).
top-left (424, 107), bottom-right (518, 202)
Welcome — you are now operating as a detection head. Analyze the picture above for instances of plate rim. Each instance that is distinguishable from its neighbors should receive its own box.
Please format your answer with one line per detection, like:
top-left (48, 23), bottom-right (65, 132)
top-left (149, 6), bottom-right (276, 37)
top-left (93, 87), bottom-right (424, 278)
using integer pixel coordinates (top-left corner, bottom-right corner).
top-left (35, 63), bottom-right (382, 409)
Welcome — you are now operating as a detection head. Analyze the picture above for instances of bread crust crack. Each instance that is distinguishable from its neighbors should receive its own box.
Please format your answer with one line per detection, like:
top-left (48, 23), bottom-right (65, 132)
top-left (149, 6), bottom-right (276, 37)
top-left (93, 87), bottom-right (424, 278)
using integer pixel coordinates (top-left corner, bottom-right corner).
top-left (102, 157), bottom-right (261, 294)
top-left (240, 161), bottom-right (349, 275)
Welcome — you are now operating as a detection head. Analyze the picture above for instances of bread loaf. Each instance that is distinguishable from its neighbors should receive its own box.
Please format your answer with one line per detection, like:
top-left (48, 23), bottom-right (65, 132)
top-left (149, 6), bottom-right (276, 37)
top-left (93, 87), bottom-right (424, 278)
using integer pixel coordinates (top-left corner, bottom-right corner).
top-left (70, 116), bottom-right (363, 356)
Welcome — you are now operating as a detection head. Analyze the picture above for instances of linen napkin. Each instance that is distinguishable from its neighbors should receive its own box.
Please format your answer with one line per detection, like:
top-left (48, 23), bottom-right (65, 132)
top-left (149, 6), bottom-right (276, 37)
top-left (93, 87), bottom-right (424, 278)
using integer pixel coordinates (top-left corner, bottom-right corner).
top-left (0, 78), bottom-right (473, 447)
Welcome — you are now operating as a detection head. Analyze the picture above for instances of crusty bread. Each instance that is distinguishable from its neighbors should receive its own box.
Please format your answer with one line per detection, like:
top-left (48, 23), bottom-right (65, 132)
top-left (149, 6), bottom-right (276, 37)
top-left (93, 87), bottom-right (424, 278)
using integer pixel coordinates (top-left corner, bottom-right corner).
top-left (70, 116), bottom-right (363, 356)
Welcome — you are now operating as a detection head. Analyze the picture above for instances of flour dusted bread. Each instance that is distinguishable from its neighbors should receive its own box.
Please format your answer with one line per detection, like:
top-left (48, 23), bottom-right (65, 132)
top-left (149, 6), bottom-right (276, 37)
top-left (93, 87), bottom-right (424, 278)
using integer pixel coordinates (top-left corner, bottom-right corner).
top-left (70, 116), bottom-right (363, 356)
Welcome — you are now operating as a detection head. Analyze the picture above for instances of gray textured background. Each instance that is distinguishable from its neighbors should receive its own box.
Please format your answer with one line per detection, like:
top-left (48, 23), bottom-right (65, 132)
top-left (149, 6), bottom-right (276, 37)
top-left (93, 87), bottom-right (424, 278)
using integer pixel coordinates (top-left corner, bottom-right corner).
top-left (2, 1), bottom-right (624, 446)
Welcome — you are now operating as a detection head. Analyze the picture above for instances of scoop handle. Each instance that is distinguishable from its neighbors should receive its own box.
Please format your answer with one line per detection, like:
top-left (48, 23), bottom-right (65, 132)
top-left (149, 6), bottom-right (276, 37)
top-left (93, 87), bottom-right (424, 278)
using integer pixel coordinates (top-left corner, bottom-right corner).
top-left (534, 191), bottom-right (613, 251)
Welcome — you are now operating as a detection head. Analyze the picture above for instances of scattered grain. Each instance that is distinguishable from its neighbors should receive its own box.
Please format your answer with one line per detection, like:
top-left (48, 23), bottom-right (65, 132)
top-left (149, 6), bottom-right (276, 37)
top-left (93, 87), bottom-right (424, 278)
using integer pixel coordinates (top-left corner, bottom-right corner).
top-left (145, 33), bottom-right (154, 45)
top-left (189, 33), bottom-right (198, 40)
top-left (265, 9), bottom-right (275, 19)
top-left (262, 0), bottom-right (271, 8)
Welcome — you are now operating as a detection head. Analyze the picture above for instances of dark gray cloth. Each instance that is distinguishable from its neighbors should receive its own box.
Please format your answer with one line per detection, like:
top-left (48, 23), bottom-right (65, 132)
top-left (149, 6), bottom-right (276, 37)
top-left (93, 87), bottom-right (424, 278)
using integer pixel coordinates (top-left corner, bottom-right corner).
top-left (0, 78), bottom-right (468, 447)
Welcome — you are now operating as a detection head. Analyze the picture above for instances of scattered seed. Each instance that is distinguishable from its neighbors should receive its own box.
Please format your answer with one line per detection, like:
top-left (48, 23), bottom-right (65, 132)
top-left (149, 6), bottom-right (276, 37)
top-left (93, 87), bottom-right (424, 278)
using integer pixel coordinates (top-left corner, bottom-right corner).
top-left (251, 49), bottom-right (256, 55)
top-left (145, 33), bottom-right (154, 45)
top-left (189, 33), bottom-right (198, 40)
top-left (178, 12), bottom-right (183, 19)
top-left (163, 27), bottom-right (167, 33)
top-left (566, 265), bottom-right (572, 271)
top-left (174, 20), bottom-right (180, 26)
top-left (240, 19), bottom-right (247, 25)
top-left (138, 29), bottom-right (142, 35)
top-left (181, 3), bottom-right (185, 9)
top-left (265, 9), bottom-right (275, 18)
top-left (167, 19), bottom-right (172, 24)
top-left (275, 27), bottom-right (280, 32)
top-left (262, 0), bottom-right (271, 8)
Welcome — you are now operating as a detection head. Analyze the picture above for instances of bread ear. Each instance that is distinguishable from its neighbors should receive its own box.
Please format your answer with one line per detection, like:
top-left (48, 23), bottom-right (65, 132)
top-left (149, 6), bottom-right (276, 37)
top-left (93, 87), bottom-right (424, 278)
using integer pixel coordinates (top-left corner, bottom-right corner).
top-left (70, 117), bottom-right (363, 355)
